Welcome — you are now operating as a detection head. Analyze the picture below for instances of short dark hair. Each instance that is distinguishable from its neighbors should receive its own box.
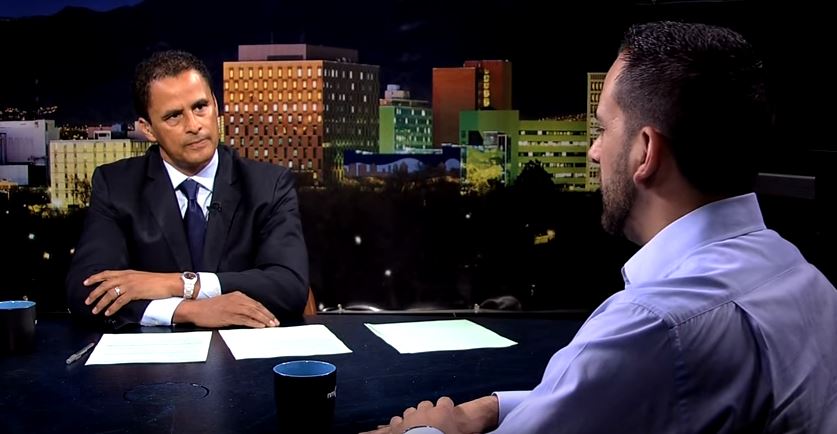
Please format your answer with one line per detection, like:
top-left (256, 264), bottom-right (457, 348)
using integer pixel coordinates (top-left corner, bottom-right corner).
top-left (616, 21), bottom-right (770, 196)
top-left (132, 50), bottom-right (212, 122)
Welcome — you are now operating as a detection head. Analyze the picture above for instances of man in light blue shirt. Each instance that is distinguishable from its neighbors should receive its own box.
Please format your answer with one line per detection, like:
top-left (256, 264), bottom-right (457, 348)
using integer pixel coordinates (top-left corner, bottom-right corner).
top-left (364, 22), bottom-right (837, 434)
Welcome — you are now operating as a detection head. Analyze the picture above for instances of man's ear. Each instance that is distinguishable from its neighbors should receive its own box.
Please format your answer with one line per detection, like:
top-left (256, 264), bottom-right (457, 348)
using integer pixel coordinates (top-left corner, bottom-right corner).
top-left (633, 126), bottom-right (666, 186)
top-left (138, 118), bottom-right (157, 142)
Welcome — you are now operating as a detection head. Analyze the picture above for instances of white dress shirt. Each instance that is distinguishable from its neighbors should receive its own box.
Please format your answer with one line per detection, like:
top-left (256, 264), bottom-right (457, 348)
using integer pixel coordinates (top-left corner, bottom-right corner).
top-left (140, 150), bottom-right (223, 326)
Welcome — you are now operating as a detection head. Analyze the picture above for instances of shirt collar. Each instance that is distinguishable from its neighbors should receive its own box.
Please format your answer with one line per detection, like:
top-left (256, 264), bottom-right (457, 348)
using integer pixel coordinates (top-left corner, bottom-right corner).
top-left (621, 193), bottom-right (766, 286)
top-left (162, 148), bottom-right (218, 193)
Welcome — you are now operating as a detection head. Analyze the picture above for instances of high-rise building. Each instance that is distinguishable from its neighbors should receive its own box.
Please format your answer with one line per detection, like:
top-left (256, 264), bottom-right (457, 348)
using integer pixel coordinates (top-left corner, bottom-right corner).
top-left (432, 60), bottom-right (512, 146)
top-left (223, 44), bottom-right (380, 182)
top-left (49, 139), bottom-right (152, 209)
top-left (586, 72), bottom-right (606, 191)
top-left (379, 85), bottom-right (432, 154)
top-left (516, 119), bottom-right (588, 190)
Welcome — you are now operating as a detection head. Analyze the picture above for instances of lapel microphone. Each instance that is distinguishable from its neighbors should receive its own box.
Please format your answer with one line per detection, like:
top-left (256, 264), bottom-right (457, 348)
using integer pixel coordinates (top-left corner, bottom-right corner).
top-left (209, 203), bottom-right (222, 213)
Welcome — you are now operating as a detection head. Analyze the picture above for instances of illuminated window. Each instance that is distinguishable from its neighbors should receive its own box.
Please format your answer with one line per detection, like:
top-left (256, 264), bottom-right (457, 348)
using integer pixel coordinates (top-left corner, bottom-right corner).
top-left (317, 67), bottom-right (322, 77)
top-left (312, 81), bottom-right (317, 89)
top-left (297, 67), bottom-right (302, 78)
top-left (238, 68), bottom-right (243, 78)
top-left (258, 68), bottom-right (263, 78)
top-left (229, 68), bottom-right (234, 79)
top-left (268, 68), bottom-right (273, 78)
top-left (248, 68), bottom-right (253, 78)
top-left (224, 82), bottom-right (229, 90)
top-left (234, 82), bottom-right (239, 90)
top-left (258, 92), bottom-right (263, 101)
top-left (293, 81), bottom-right (297, 89)
top-left (244, 81), bottom-right (249, 90)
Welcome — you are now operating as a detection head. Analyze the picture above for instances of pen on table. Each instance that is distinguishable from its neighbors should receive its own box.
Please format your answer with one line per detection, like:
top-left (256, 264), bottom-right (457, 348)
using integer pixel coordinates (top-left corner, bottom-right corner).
top-left (65, 342), bottom-right (96, 365)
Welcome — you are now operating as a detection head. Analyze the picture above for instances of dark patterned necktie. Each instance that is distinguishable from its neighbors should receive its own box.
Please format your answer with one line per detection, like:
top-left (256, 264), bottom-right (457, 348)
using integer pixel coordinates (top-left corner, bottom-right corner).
top-left (178, 179), bottom-right (205, 271)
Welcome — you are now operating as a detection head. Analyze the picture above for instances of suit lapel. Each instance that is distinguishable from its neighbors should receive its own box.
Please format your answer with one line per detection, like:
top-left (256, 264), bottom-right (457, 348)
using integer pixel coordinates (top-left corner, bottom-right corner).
top-left (203, 146), bottom-right (241, 272)
top-left (143, 147), bottom-right (193, 271)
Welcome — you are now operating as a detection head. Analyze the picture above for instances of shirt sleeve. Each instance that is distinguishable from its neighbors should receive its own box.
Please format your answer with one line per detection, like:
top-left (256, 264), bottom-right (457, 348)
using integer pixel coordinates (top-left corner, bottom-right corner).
top-left (493, 391), bottom-right (530, 424)
top-left (403, 427), bottom-right (444, 434)
top-left (197, 272), bottom-right (221, 299)
top-left (489, 301), bottom-right (679, 434)
top-left (140, 298), bottom-right (184, 326)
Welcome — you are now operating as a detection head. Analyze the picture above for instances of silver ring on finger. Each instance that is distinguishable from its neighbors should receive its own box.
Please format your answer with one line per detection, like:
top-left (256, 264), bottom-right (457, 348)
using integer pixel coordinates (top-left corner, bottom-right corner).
top-left (114, 286), bottom-right (122, 296)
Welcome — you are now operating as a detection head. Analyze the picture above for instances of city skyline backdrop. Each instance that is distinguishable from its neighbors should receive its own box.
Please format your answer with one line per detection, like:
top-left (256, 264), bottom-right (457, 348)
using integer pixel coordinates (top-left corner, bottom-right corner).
top-left (0, 0), bottom-right (827, 175)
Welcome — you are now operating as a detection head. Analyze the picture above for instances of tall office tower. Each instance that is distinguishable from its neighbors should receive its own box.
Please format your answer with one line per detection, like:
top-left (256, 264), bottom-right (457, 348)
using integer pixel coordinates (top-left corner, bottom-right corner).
top-left (432, 60), bottom-right (512, 146)
top-left (224, 44), bottom-right (380, 182)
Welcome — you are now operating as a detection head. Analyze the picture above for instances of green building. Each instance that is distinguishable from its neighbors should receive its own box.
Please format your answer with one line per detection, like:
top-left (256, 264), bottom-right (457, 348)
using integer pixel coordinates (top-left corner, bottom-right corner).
top-left (378, 85), bottom-right (433, 153)
top-left (515, 119), bottom-right (588, 190)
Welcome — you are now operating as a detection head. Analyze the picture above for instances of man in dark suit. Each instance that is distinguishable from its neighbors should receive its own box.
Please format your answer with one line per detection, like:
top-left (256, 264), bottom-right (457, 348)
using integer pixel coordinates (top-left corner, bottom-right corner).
top-left (66, 50), bottom-right (309, 329)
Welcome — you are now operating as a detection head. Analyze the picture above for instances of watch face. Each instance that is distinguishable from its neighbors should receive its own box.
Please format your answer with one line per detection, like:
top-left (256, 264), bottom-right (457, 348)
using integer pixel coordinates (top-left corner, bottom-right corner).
top-left (183, 272), bottom-right (197, 280)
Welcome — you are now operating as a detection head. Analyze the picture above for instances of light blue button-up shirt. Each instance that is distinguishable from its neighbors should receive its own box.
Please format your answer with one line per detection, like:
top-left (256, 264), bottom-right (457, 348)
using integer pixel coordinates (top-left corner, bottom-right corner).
top-left (492, 193), bottom-right (837, 433)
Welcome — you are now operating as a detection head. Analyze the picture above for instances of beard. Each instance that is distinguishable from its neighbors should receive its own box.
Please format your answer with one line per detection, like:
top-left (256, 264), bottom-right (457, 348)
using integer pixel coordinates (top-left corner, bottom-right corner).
top-left (600, 147), bottom-right (636, 236)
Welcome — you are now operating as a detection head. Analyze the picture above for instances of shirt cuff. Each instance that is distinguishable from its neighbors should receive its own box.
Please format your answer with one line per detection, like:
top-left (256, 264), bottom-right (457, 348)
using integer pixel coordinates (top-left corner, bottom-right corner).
top-left (197, 272), bottom-right (221, 299)
top-left (493, 390), bottom-right (530, 424)
top-left (140, 298), bottom-right (184, 326)
top-left (403, 427), bottom-right (444, 434)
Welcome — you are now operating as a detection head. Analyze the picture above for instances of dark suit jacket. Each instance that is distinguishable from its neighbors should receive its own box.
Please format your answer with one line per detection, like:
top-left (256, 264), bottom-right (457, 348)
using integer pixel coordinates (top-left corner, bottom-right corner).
top-left (66, 144), bottom-right (309, 329)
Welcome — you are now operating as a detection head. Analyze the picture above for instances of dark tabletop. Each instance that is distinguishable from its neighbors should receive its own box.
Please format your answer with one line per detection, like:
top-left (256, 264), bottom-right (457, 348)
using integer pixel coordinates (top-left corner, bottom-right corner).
top-left (0, 312), bottom-right (584, 434)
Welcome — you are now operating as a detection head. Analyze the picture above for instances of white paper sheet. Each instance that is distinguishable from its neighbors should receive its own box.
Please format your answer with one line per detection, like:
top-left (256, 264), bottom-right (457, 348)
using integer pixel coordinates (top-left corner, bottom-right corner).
top-left (218, 324), bottom-right (352, 360)
top-left (85, 332), bottom-right (212, 365)
top-left (364, 319), bottom-right (517, 354)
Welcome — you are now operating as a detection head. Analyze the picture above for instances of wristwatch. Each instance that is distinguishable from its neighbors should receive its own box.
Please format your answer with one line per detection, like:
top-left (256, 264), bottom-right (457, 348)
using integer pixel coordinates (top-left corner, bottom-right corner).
top-left (181, 271), bottom-right (198, 299)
